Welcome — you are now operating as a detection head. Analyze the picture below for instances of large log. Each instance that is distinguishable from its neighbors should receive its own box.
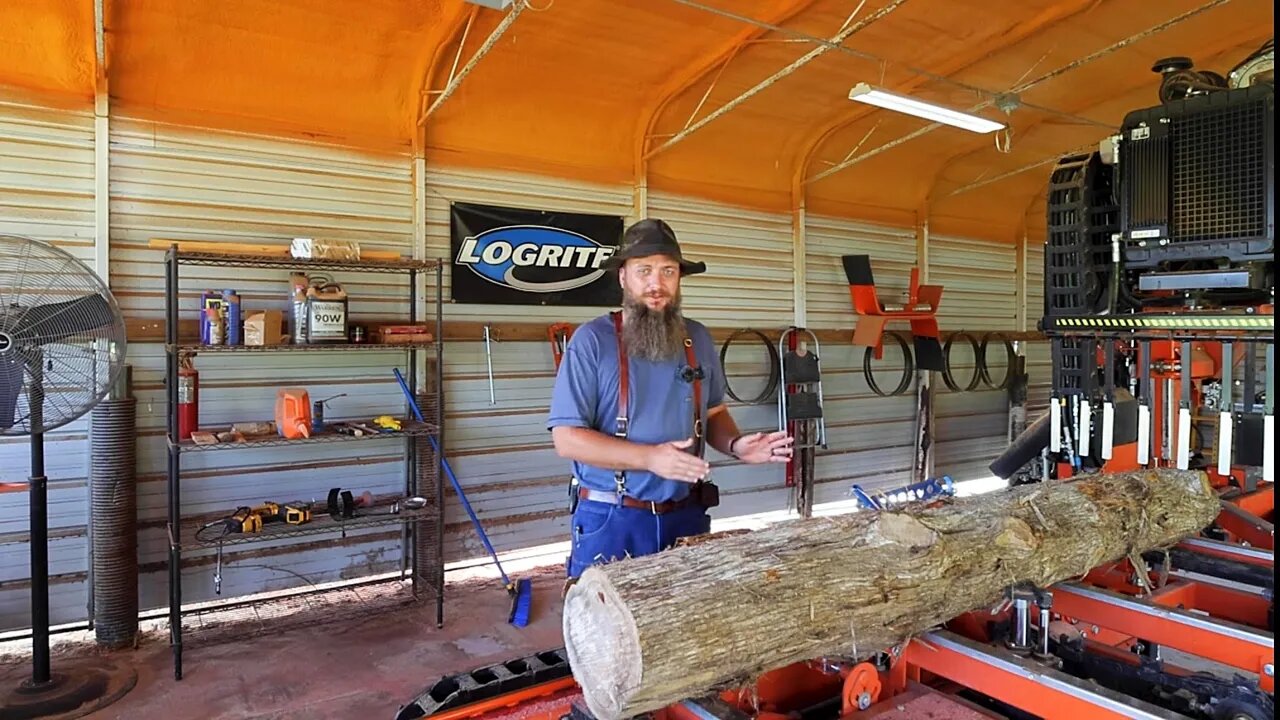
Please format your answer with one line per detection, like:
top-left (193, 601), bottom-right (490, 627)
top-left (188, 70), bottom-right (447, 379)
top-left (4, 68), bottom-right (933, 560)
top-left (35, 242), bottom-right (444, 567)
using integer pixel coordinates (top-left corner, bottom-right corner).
top-left (562, 469), bottom-right (1220, 719)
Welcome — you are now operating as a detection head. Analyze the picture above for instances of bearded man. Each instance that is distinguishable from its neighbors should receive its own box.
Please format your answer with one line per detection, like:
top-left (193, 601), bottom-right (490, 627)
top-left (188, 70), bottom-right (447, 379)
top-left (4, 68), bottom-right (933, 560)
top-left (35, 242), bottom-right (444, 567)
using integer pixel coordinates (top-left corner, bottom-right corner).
top-left (548, 218), bottom-right (794, 579)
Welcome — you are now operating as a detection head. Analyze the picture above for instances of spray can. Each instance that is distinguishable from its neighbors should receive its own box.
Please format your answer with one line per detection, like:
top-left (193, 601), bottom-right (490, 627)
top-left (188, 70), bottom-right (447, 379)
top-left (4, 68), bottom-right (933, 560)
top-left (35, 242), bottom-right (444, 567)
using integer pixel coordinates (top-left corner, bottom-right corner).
top-left (222, 290), bottom-right (242, 345)
top-left (289, 273), bottom-right (309, 344)
top-left (177, 355), bottom-right (199, 440)
top-left (199, 291), bottom-right (222, 344)
top-left (206, 308), bottom-right (225, 345)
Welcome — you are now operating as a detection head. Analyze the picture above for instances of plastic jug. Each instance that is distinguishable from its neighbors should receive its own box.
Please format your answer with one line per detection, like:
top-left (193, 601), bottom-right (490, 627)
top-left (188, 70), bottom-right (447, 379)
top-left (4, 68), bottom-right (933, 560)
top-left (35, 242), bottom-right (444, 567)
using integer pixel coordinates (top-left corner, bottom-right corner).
top-left (275, 388), bottom-right (312, 439)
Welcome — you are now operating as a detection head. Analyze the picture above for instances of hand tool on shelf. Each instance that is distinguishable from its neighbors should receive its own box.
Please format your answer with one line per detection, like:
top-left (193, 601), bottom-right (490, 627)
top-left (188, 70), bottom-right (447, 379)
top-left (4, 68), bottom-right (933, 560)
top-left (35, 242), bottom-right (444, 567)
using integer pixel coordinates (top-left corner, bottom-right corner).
top-left (283, 503), bottom-right (312, 525)
top-left (393, 368), bottom-right (532, 627)
top-left (312, 393), bottom-right (347, 433)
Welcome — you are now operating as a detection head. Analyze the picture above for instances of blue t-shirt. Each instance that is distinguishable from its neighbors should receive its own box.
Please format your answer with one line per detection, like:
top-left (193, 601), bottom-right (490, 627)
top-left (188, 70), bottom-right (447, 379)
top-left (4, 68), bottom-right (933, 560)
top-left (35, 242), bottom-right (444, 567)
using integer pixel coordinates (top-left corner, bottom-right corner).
top-left (547, 313), bottom-right (726, 503)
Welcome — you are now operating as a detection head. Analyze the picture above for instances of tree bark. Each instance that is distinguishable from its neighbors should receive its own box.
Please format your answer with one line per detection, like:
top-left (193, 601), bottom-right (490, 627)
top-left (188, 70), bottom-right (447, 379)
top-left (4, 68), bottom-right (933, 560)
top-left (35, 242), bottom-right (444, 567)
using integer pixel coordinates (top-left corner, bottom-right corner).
top-left (562, 469), bottom-right (1220, 720)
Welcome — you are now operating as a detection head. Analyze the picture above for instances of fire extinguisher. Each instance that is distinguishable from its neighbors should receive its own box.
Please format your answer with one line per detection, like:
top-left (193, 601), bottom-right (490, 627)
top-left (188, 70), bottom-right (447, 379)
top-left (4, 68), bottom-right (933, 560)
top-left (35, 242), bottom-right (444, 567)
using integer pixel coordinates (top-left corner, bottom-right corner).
top-left (178, 353), bottom-right (199, 440)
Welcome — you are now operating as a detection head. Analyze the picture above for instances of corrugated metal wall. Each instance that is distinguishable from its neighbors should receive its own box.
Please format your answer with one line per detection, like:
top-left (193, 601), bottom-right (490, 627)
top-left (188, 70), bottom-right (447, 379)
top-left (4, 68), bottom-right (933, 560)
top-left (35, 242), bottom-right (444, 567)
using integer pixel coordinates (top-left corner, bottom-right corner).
top-left (929, 234), bottom-right (1018, 481)
top-left (1023, 237), bottom-right (1051, 418)
top-left (0, 94), bottom-right (98, 629)
top-left (1, 96), bottom-right (1042, 631)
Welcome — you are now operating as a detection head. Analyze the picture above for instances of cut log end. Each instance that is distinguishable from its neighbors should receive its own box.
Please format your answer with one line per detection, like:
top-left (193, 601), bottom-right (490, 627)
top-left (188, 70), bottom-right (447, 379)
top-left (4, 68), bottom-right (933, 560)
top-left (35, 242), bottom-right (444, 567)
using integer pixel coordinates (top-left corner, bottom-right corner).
top-left (562, 570), bottom-right (642, 720)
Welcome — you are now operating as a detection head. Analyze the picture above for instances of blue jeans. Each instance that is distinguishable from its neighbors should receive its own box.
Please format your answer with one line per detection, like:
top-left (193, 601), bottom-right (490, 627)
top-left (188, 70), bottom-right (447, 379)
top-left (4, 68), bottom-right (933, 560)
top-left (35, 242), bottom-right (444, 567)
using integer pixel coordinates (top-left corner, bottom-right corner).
top-left (565, 499), bottom-right (711, 578)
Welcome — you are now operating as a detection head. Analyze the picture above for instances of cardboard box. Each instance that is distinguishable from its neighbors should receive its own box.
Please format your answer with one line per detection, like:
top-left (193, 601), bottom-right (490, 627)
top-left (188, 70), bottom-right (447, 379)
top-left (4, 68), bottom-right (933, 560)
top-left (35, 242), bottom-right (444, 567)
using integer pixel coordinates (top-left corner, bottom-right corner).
top-left (245, 310), bottom-right (284, 346)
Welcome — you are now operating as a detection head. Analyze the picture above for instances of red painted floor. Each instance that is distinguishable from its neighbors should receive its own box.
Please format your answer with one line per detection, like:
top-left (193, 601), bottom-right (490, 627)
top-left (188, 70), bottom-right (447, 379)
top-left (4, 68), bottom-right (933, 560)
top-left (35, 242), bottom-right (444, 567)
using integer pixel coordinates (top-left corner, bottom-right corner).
top-left (0, 567), bottom-right (568, 720)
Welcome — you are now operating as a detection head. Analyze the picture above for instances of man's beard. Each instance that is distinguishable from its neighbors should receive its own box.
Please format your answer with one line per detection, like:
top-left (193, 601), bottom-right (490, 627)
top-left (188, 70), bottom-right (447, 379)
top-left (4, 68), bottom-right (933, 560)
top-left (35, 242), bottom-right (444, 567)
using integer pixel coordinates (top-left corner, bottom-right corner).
top-left (621, 288), bottom-right (685, 362)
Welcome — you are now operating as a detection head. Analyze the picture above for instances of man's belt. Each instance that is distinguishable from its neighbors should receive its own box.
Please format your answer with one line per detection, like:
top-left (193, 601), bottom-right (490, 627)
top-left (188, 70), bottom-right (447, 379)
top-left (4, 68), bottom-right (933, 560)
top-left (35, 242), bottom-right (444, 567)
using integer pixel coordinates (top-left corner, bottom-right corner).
top-left (577, 486), bottom-right (693, 514)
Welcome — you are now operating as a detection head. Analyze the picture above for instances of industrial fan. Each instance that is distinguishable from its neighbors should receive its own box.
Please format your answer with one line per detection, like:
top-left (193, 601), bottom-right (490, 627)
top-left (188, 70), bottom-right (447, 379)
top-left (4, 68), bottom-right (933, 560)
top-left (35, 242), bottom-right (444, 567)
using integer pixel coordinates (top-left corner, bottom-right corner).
top-left (0, 234), bottom-right (134, 718)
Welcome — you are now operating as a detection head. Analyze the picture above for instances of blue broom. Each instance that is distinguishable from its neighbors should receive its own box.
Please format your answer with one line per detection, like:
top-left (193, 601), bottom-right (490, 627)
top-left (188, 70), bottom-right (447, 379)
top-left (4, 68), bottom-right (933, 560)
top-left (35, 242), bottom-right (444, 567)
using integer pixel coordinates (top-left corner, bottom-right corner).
top-left (393, 369), bottom-right (533, 628)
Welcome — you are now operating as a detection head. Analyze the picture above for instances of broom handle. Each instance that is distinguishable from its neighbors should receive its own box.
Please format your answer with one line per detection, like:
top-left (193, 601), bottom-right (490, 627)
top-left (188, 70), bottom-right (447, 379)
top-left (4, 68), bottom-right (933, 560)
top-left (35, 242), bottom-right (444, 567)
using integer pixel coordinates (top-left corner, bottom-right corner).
top-left (394, 369), bottom-right (512, 588)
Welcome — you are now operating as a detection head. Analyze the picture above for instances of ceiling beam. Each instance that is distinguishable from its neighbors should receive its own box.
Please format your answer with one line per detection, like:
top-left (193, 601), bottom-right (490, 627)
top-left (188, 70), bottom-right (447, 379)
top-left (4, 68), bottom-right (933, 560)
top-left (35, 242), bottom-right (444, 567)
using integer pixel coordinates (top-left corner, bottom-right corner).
top-left (803, 0), bottom-right (1230, 188)
top-left (94, 0), bottom-right (107, 87)
top-left (420, 1), bottom-right (527, 124)
top-left (944, 145), bottom-right (1095, 198)
top-left (410, 0), bottom-right (474, 150)
top-left (673, 0), bottom-right (1103, 128)
top-left (643, 0), bottom-right (909, 161)
top-left (634, 0), bottom-right (821, 213)
top-left (789, 0), bottom-right (1100, 208)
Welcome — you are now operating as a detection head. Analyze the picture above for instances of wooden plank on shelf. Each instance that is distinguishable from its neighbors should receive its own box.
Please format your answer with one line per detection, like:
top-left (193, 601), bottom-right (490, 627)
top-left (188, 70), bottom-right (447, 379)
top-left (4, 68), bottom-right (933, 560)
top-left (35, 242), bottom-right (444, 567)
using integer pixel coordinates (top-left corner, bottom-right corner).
top-left (147, 238), bottom-right (405, 262)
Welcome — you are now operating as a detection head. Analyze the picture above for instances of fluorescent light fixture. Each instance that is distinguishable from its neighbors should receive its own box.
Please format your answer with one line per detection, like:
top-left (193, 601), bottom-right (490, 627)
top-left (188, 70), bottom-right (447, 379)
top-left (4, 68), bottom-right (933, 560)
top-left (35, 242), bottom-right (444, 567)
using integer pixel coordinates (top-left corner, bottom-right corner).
top-left (848, 82), bottom-right (1006, 134)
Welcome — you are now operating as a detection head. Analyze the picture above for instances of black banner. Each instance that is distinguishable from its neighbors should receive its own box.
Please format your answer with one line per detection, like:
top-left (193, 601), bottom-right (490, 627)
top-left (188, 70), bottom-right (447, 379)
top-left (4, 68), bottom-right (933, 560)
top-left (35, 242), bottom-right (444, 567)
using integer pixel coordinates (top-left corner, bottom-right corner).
top-left (449, 201), bottom-right (623, 306)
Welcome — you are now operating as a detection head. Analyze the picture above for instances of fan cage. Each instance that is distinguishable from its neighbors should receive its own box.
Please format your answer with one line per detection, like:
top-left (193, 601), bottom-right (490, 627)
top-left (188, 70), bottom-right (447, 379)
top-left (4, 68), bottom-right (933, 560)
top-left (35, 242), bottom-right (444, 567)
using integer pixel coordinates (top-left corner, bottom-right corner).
top-left (0, 234), bottom-right (129, 437)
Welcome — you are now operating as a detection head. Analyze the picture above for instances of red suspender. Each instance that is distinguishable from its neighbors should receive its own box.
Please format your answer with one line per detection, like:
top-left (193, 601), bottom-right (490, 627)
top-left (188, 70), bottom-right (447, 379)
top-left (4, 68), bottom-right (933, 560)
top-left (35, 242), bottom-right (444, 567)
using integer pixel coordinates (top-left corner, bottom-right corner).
top-left (684, 337), bottom-right (704, 458)
top-left (611, 311), bottom-right (630, 496)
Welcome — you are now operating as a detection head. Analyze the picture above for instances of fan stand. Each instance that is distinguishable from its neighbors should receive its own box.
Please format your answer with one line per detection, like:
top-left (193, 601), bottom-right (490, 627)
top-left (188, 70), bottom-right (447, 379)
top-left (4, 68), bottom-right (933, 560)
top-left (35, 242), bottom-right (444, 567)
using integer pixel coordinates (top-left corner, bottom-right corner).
top-left (0, 358), bottom-right (136, 720)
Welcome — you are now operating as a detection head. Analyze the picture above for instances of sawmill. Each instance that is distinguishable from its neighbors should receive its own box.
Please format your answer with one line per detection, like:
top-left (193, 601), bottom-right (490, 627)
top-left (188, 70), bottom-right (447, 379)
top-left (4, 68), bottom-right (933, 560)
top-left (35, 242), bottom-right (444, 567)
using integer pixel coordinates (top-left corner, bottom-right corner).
top-left (394, 34), bottom-right (1277, 720)
top-left (0, 2), bottom-right (1272, 720)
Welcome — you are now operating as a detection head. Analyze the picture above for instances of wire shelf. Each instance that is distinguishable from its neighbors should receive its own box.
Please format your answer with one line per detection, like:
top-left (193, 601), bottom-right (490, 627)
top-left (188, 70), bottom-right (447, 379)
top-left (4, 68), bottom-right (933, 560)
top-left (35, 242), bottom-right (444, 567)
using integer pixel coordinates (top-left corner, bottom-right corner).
top-left (168, 341), bottom-right (434, 354)
top-left (169, 419), bottom-right (438, 452)
top-left (170, 249), bottom-right (441, 274)
top-left (176, 504), bottom-right (436, 550)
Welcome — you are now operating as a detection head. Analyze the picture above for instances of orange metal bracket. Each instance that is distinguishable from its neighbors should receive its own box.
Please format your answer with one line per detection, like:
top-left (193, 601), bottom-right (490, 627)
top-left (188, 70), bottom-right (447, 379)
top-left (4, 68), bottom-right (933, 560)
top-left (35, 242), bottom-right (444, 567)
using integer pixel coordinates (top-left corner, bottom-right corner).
top-left (843, 254), bottom-right (943, 365)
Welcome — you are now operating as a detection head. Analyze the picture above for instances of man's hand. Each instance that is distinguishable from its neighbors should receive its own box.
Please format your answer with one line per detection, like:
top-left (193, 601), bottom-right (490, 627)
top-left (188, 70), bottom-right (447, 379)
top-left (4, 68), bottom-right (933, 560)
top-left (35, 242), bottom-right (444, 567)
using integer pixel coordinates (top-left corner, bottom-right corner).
top-left (645, 438), bottom-right (712, 483)
top-left (731, 431), bottom-right (794, 464)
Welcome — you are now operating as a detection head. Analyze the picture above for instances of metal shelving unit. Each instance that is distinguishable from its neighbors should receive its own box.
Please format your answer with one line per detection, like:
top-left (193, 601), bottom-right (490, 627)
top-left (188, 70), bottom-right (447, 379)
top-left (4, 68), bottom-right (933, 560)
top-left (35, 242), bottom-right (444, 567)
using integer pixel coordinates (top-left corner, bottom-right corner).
top-left (162, 245), bottom-right (445, 681)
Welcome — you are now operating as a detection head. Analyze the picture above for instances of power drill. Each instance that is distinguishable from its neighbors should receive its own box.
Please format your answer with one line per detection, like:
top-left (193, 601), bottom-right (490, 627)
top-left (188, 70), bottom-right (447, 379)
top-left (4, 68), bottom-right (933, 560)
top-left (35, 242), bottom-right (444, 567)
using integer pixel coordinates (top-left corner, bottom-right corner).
top-left (213, 501), bottom-right (313, 537)
top-left (283, 503), bottom-right (312, 525)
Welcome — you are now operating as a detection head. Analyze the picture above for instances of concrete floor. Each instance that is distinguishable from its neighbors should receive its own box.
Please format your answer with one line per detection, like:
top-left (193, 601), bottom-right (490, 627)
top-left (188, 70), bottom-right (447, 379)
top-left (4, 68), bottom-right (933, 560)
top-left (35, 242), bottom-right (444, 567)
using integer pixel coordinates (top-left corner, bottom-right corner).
top-left (0, 566), bottom-right (568, 720)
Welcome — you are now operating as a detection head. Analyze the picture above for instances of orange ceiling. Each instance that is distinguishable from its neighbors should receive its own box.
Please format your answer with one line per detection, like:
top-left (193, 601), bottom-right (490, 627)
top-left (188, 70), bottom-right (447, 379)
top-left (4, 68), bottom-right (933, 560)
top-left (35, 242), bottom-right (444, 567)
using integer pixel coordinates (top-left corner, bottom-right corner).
top-left (0, 0), bottom-right (1272, 241)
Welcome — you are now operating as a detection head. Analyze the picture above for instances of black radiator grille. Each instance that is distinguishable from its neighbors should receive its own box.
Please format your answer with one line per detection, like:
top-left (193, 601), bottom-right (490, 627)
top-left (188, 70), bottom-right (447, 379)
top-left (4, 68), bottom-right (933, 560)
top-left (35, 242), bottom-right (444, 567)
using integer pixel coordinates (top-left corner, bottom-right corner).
top-left (1122, 124), bottom-right (1171, 232)
top-left (1172, 98), bottom-right (1268, 243)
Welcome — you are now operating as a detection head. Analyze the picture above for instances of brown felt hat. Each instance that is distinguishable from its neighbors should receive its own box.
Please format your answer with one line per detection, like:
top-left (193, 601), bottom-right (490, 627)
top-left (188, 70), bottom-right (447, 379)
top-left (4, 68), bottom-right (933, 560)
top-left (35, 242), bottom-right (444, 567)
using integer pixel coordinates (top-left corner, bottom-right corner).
top-left (601, 218), bottom-right (707, 276)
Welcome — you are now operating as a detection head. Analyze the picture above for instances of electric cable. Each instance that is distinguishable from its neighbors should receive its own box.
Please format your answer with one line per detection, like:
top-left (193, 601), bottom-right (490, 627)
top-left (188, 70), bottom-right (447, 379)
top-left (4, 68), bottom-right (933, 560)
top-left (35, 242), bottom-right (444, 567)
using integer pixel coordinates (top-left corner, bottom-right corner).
top-left (978, 332), bottom-right (1017, 390)
top-left (863, 333), bottom-right (914, 397)
top-left (719, 328), bottom-right (780, 404)
top-left (941, 331), bottom-right (982, 392)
